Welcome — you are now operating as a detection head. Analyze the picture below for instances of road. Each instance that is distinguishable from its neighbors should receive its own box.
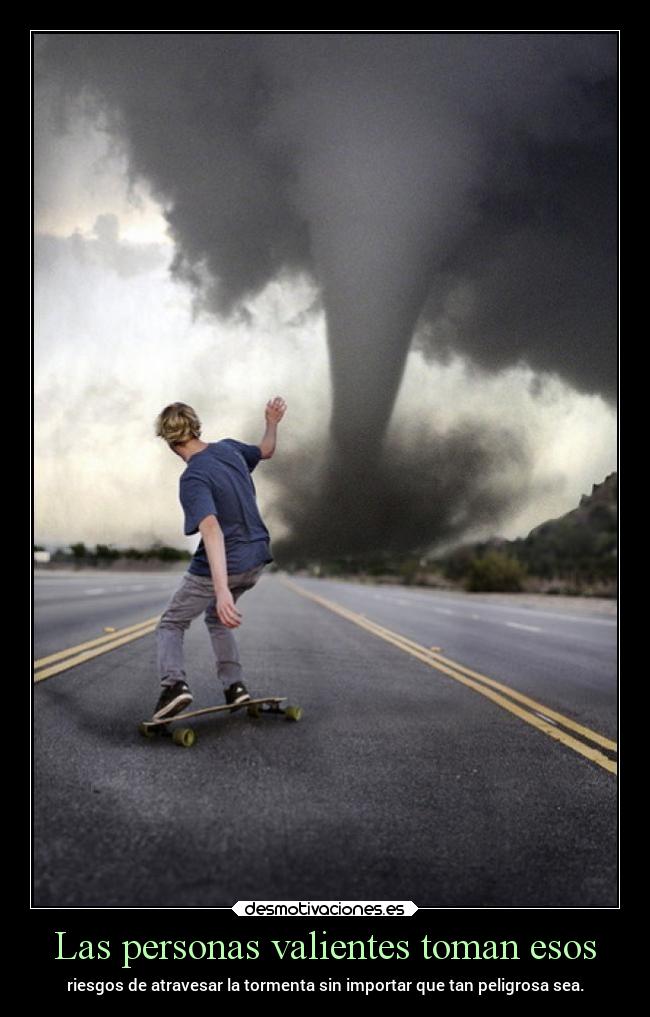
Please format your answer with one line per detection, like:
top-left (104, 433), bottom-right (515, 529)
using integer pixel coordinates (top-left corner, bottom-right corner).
top-left (33, 570), bottom-right (617, 908)
top-left (33, 569), bottom-right (186, 659)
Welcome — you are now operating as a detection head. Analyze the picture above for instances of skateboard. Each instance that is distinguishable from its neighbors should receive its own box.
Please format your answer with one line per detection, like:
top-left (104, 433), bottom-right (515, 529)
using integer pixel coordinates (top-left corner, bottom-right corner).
top-left (138, 697), bottom-right (302, 747)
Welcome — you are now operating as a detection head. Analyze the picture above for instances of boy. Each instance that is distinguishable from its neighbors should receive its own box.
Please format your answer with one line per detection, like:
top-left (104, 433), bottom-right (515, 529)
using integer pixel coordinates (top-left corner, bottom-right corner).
top-left (152, 397), bottom-right (287, 720)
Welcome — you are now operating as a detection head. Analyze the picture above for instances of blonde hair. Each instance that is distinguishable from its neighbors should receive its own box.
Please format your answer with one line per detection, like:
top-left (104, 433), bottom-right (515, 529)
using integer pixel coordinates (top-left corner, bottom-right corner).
top-left (155, 402), bottom-right (202, 446)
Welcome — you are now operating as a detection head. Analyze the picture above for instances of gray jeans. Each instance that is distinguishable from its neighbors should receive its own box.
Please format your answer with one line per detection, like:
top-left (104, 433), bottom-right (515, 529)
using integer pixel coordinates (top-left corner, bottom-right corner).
top-left (156, 564), bottom-right (266, 689)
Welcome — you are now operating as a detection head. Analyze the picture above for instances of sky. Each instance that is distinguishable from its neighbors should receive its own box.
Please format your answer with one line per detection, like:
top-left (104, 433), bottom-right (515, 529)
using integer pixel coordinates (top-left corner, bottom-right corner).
top-left (34, 32), bottom-right (617, 561)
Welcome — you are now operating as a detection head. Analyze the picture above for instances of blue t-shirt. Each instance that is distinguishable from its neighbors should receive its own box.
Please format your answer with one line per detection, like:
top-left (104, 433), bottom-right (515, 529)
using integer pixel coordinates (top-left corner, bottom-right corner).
top-left (179, 439), bottom-right (274, 577)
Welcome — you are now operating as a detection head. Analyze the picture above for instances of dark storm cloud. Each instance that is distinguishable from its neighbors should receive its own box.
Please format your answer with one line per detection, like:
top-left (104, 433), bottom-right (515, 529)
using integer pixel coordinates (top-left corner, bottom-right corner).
top-left (36, 32), bottom-right (617, 558)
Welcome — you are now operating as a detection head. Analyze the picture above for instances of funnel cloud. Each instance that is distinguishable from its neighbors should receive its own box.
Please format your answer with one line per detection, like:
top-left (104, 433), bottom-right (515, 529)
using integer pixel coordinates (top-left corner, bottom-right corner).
top-left (35, 33), bottom-right (617, 559)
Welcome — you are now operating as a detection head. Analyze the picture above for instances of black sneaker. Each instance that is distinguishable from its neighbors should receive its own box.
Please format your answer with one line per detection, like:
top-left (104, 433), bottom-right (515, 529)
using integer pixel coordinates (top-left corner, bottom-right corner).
top-left (224, 681), bottom-right (251, 706)
top-left (153, 681), bottom-right (193, 720)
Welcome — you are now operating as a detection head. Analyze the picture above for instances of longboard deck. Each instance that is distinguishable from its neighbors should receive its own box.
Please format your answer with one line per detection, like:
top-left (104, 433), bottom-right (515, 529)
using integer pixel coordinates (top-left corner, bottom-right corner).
top-left (141, 696), bottom-right (287, 730)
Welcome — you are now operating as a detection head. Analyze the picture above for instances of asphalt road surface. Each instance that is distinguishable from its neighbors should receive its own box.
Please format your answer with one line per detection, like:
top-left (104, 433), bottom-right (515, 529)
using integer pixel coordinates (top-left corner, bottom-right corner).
top-left (33, 570), bottom-right (617, 908)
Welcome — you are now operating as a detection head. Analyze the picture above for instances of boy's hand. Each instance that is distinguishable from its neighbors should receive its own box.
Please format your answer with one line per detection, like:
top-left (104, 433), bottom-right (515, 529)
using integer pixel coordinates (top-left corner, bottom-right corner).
top-left (216, 588), bottom-right (242, 628)
top-left (265, 396), bottom-right (287, 424)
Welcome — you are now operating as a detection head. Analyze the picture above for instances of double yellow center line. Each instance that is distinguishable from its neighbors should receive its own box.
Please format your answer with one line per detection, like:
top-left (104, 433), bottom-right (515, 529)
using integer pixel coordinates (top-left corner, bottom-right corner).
top-left (33, 615), bottom-right (160, 683)
top-left (282, 579), bottom-right (617, 775)
top-left (34, 581), bottom-right (617, 776)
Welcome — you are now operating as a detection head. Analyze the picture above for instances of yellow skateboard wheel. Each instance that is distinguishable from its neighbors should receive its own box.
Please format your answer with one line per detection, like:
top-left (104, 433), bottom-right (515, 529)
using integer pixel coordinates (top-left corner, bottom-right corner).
top-left (284, 706), bottom-right (302, 722)
top-left (172, 727), bottom-right (196, 747)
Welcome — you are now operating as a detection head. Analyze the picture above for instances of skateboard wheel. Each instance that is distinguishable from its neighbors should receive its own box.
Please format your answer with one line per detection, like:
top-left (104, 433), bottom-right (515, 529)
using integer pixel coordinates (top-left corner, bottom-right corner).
top-left (284, 706), bottom-right (303, 722)
top-left (172, 727), bottom-right (196, 747)
top-left (139, 723), bottom-right (156, 739)
top-left (247, 704), bottom-right (262, 719)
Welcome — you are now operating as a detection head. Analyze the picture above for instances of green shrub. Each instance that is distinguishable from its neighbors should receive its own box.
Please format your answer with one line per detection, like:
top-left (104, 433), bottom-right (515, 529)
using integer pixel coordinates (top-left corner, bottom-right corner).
top-left (465, 552), bottom-right (526, 592)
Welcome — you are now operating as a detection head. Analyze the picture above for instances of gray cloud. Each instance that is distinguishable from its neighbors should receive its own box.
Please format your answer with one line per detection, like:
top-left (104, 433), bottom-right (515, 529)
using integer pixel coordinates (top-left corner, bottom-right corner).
top-left (35, 214), bottom-right (167, 278)
top-left (35, 32), bottom-right (617, 559)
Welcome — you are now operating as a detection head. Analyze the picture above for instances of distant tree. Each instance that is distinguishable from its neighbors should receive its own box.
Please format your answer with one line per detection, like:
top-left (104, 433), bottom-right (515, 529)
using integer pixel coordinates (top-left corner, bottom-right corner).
top-left (70, 542), bottom-right (86, 560)
top-left (95, 544), bottom-right (120, 560)
top-left (441, 545), bottom-right (476, 581)
top-left (154, 545), bottom-right (191, 561)
top-left (398, 557), bottom-right (420, 585)
top-left (465, 552), bottom-right (526, 592)
top-left (124, 548), bottom-right (144, 560)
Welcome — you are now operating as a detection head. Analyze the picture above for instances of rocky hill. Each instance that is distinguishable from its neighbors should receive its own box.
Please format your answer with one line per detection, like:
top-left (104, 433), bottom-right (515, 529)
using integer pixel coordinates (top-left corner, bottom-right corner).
top-left (441, 473), bottom-right (617, 593)
top-left (514, 473), bottom-right (617, 579)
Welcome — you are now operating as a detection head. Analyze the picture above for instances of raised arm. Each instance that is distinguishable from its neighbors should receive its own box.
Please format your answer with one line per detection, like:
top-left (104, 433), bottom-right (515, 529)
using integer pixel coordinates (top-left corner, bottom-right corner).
top-left (259, 396), bottom-right (287, 459)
